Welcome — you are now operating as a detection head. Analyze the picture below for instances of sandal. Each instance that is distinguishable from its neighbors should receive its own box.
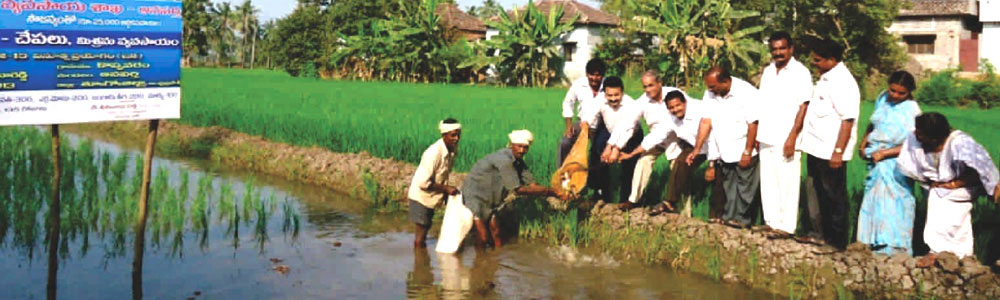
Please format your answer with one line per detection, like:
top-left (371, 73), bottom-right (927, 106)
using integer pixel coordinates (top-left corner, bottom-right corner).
top-left (765, 229), bottom-right (793, 240)
top-left (648, 202), bottom-right (674, 216)
top-left (916, 253), bottom-right (938, 268)
top-left (724, 220), bottom-right (749, 229)
top-left (794, 236), bottom-right (825, 246)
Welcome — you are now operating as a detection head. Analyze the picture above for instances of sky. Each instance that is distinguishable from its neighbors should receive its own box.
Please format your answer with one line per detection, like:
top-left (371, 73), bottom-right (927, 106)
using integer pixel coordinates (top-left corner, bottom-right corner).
top-left (210, 0), bottom-right (602, 22)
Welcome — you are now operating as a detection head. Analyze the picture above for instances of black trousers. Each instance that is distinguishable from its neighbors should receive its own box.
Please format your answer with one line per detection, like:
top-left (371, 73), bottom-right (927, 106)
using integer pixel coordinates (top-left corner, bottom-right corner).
top-left (589, 124), bottom-right (642, 202)
top-left (805, 154), bottom-right (849, 249)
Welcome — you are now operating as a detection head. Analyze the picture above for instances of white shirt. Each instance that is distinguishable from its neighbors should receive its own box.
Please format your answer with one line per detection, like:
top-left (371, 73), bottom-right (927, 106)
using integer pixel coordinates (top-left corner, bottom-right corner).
top-left (562, 77), bottom-right (603, 119)
top-left (579, 94), bottom-right (639, 133)
top-left (703, 77), bottom-right (759, 163)
top-left (642, 99), bottom-right (711, 154)
top-left (799, 62), bottom-right (860, 161)
top-left (610, 86), bottom-right (686, 151)
top-left (407, 139), bottom-right (456, 208)
top-left (756, 57), bottom-right (813, 146)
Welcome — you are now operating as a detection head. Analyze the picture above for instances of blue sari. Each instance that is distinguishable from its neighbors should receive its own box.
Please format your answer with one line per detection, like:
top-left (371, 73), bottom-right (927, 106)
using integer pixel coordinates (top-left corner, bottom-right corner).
top-left (856, 92), bottom-right (921, 255)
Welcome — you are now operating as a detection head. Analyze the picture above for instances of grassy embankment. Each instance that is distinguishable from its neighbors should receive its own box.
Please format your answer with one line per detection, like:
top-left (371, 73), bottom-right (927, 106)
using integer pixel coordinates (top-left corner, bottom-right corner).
top-left (177, 68), bottom-right (1000, 261)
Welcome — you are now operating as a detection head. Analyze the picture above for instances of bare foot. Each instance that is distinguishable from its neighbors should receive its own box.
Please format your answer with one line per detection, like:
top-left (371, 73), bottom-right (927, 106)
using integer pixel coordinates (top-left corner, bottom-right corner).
top-left (916, 253), bottom-right (938, 268)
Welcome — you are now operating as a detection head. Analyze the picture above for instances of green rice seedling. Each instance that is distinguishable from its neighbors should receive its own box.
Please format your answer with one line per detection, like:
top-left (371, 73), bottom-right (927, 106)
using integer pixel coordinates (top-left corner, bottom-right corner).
top-left (705, 245), bottom-right (722, 281)
top-left (747, 246), bottom-right (760, 284)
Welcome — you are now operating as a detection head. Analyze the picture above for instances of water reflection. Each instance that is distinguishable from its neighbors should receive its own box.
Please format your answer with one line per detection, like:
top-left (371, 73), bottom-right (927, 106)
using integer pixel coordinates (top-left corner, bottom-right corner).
top-left (2, 126), bottom-right (775, 299)
top-left (0, 127), bottom-right (300, 299)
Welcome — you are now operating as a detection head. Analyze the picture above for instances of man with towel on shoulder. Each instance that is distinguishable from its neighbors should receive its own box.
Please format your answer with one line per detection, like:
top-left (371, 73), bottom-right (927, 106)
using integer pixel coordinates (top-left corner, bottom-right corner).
top-left (407, 118), bottom-right (462, 248)
top-left (463, 130), bottom-right (571, 248)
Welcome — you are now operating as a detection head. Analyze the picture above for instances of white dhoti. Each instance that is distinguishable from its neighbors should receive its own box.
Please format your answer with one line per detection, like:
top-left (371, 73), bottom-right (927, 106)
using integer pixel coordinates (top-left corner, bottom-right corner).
top-left (923, 187), bottom-right (974, 258)
top-left (758, 144), bottom-right (801, 233)
top-left (627, 146), bottom-right (665, 203)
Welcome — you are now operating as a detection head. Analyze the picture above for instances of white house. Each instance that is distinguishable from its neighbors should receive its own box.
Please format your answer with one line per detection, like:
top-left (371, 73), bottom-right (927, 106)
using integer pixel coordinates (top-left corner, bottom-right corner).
top-left (886, 0), bottom-right (1000, 72)
top-left (981, 0), bottom-right (1000, 69)
top-left (487, 0), bottom-right (619, 83)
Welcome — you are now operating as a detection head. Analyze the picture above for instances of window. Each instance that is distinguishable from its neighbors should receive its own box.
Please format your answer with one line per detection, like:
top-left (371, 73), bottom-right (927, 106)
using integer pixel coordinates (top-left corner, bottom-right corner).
top-left (563, 42), bottom-right (577, 62)
top-left (904, 35), bottom-right (935, 54)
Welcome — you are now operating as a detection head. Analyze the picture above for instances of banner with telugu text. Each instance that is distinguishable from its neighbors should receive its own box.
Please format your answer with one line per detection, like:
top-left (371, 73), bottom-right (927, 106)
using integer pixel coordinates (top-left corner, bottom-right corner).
top-left (0, 0), bottom-right (181, 126)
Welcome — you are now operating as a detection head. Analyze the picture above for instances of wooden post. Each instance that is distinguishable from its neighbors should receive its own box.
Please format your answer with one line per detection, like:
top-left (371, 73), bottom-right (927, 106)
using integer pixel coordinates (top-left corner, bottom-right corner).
top-left (132, 119), bottom-right (159, 300)
top-left (46, 125), bottom-right (61, 300)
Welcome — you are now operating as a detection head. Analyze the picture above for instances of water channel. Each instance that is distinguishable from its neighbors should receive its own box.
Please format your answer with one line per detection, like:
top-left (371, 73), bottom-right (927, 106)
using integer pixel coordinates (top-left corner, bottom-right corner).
top-left (0, 127), bottom-right (773, 299)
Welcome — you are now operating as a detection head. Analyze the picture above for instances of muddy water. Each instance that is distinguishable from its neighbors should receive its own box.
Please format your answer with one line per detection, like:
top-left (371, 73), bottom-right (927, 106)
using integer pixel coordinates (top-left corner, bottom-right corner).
top-left (0, 131), bottom-right (772, 299)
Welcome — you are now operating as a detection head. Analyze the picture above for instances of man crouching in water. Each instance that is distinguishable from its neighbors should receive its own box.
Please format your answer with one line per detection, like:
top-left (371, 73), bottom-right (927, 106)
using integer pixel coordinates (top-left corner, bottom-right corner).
top-left (407, 118), bottom-right (461, 248)
top-left (463, 130), bottom-right (571, 248)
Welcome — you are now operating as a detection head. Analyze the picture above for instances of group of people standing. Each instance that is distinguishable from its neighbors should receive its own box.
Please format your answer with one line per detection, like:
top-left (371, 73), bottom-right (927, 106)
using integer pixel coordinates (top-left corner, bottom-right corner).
top-left (405, 31), bottom-right (1000, 266)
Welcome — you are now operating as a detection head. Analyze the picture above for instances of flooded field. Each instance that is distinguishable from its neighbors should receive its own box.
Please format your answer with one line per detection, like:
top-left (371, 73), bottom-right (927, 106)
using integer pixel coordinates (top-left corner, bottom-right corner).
top-left (0, 127), bottom-right (772, 299)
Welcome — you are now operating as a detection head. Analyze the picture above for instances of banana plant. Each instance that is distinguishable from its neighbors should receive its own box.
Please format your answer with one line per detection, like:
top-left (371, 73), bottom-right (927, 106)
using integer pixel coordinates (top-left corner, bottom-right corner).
top-left (467, 1), bottom-right (578, 87)
top-left (619, 0), bottom-right (765, 87)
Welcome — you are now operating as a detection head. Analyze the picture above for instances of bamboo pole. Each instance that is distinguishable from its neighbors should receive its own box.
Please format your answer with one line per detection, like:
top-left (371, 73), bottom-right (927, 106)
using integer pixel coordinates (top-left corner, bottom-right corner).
top-left (132, 119), bottom-right (159, 300)
top-left (46, 125), bottom-right (61, 300)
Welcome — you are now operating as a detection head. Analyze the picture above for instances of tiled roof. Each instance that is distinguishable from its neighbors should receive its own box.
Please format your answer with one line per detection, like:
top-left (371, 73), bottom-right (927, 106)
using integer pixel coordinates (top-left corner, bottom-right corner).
top-left (437, 3), bottom-right (486, 32)
top-left (899, 0), bottom-right (977, 17)
top-left (507, 0), bottom-right (619, 26)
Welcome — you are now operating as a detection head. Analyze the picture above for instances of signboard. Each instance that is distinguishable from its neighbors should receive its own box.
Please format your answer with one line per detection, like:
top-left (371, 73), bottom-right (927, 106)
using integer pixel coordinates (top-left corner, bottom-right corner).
top-left (984, 0), bottom-right (1000, 23)
top-left (0, 0), bottom-right (181, 126)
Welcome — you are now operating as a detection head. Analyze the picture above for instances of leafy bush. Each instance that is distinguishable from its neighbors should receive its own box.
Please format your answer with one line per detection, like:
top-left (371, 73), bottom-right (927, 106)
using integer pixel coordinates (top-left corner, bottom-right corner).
top-left (915, 64), bottom-right (1000, 109)
top-left (299, 62), bottom-right (319, 78)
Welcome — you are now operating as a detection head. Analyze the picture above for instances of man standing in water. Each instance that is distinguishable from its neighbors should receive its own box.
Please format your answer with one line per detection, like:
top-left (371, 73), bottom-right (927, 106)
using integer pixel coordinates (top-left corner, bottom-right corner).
top-left (406, 118), bottom-right (461, 248)
top-left (463, 130), bottom-right (569, 248)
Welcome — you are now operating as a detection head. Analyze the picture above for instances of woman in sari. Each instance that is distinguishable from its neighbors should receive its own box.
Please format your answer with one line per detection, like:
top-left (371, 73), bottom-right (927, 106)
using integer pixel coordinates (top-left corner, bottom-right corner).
top-left (855, 71), bottom-right (922, 255)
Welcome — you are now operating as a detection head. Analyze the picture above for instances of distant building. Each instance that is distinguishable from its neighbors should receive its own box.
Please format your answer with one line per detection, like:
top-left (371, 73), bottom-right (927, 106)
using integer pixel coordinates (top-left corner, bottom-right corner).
top-left (888, 0), bottom-right (983, 72)
top-left (437, 3), bottom-right (486, 41)
top-left (486, 0), bottom-right (619, 82)
top-left (981, 0), bottom-right (1000, 69)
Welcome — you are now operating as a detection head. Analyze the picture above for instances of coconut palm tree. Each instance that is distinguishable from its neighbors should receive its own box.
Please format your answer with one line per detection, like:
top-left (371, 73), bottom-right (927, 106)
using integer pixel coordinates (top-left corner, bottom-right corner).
top-left (235, 0), bottom-right (260, 68)
top-left (209, 2), bottom-right (237, 67)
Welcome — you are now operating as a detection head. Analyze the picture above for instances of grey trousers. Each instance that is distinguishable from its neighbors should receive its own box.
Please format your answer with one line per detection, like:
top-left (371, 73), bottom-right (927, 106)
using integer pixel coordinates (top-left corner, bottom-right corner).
top-left (558, 124), bottom-right (581, 166)
top-left (716, 156), bottom-right (761, 224)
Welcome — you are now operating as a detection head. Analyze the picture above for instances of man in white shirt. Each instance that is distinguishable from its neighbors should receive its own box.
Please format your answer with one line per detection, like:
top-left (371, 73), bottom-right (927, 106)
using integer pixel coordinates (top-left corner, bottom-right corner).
top-left (606, 70), bottom-right (684, 210)
top-left (578, 76), bottom-right (643, 203)
top-left (756, 32), bottom-right (813, 235)
top-left (560, 59), bottom-right (606, 166)
top-left (407, 118), bottom-right (461, 248)
top-left (619, 90), bottom-right (710, 216)
top-left (690, 67), bottom-right (760, 228)
top-left (788, 39), bottom-right (860, 250)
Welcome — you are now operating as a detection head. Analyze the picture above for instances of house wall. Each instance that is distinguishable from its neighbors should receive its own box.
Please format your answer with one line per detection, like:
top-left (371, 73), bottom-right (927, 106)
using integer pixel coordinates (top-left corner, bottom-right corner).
top-left (559, 26), bottom-right (605, 82)
top-left (983, 23), bottom-right (1000, 68)
top-left (888, 17), bottom-right (971, 71)
top-left (982, 0), bottom-right (1000, 69)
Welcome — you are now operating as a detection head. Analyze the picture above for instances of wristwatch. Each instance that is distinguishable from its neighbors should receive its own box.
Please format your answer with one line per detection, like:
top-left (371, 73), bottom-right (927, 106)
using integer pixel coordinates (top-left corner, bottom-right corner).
top-left (833, 147), bottom-right (843, 154)
top-left (742, 149), bottom-right (752, 156)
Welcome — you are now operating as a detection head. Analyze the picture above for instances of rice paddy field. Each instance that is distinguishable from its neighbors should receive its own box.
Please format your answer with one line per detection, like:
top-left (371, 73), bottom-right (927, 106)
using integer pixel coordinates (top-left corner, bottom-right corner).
top-left (180, 68), bottom-right (1000, 259)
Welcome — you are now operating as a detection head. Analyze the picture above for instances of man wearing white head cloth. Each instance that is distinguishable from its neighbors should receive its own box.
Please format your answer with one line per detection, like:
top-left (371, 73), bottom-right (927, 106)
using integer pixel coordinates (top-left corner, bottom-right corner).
top-left (462, 129), bottom-right (570, 248)
top-left (407, 118), bottom-right (462, 248)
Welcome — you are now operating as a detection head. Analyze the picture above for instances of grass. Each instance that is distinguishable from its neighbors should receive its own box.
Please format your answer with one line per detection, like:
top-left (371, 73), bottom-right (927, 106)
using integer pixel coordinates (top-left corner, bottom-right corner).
top-left (177, 67), bottom-right (1000, 261)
